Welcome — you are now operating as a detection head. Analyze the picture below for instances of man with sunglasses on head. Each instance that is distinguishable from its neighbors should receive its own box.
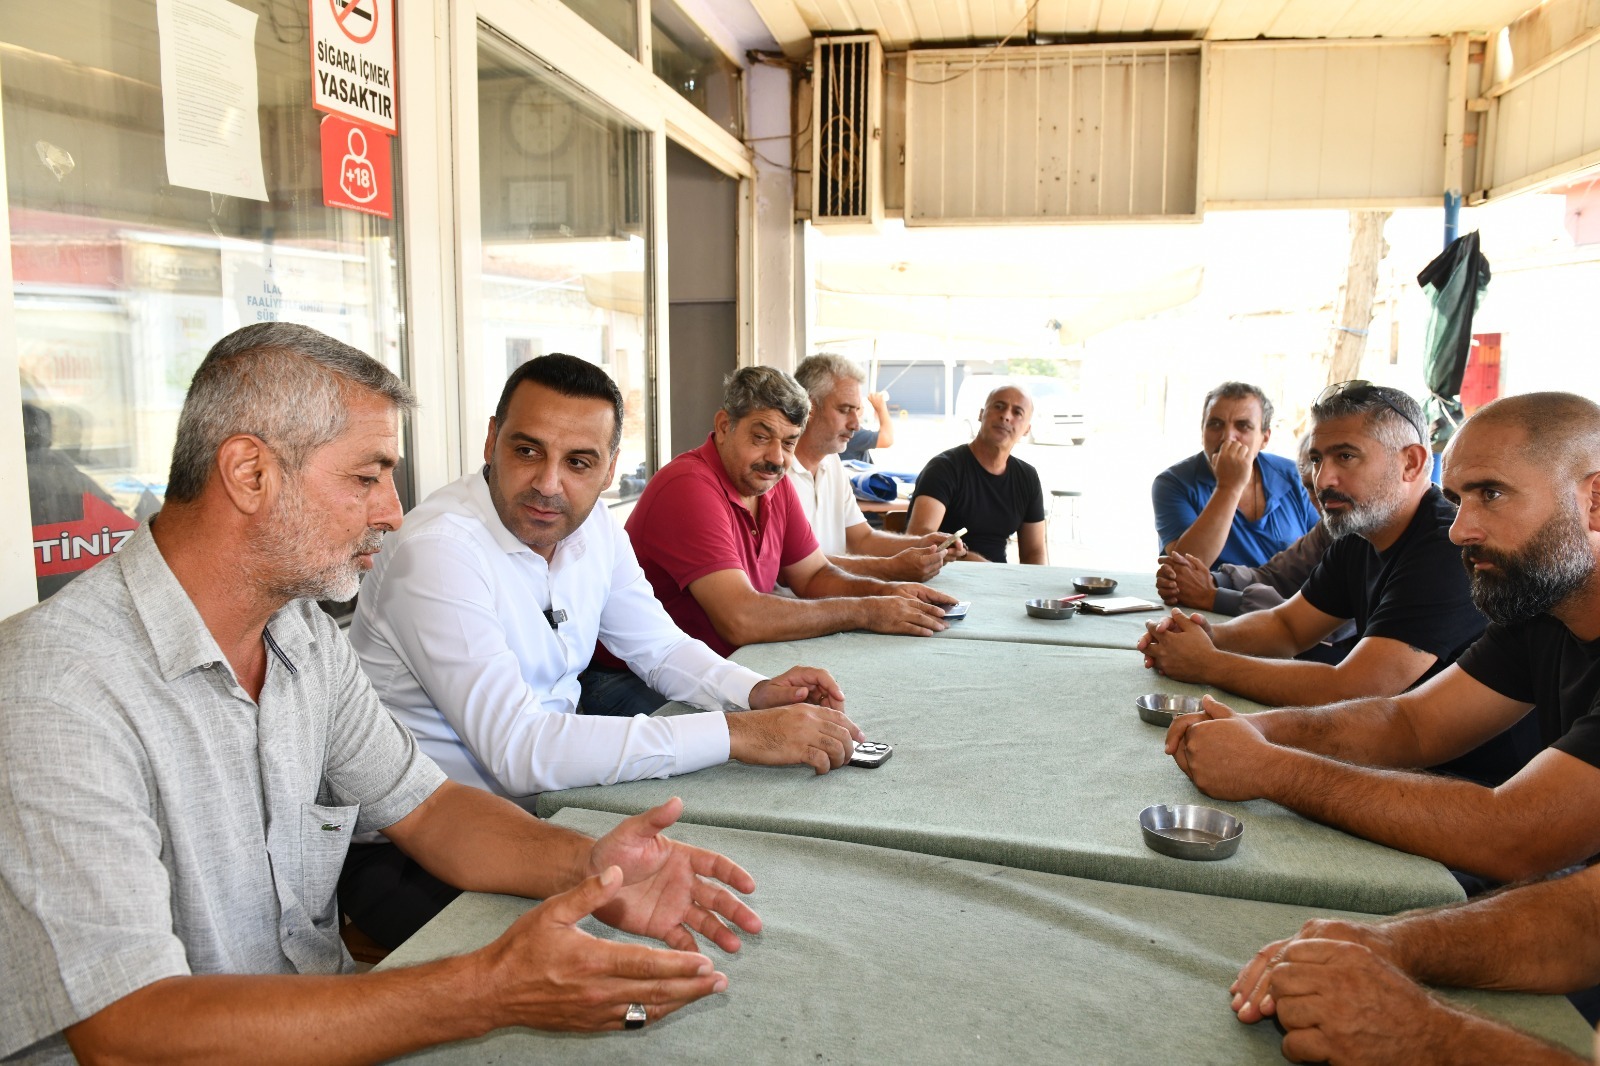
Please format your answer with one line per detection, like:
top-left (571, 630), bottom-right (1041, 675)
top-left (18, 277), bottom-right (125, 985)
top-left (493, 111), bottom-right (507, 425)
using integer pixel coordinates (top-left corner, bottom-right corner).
top-left (1140, 382), bottom-right (1488, 715)
top-left (1158, 392), bottom-right (1600, 890)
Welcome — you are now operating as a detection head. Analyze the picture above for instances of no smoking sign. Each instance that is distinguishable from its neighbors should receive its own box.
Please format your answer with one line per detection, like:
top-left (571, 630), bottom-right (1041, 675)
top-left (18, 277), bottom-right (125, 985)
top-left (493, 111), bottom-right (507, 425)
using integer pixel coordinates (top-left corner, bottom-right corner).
top-left (310, 0), bottom-right (396, 133)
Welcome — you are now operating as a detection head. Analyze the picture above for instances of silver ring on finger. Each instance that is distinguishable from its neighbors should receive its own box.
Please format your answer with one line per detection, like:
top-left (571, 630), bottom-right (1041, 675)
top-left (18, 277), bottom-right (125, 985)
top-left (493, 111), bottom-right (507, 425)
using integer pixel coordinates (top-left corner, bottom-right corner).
top-left (625, 1003), bottom-right (647, 1030)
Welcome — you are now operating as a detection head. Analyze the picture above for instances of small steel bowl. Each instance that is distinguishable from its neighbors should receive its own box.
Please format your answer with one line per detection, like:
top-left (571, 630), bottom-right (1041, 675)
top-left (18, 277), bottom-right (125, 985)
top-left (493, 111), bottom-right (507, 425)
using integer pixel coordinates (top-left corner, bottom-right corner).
top-left (1135, 693), bottom-right (1205, 727)
top-left (1025, 597), bottom-right (1079, 620)
top-left (1073, 576), bottom-right (1119, 595)
top-left (1139, 803), bottom-right (1244, 861)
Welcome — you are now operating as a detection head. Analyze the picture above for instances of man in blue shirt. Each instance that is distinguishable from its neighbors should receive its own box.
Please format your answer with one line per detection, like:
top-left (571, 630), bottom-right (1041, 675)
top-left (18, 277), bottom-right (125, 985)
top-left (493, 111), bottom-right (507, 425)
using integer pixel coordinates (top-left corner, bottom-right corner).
top-left (1152, 381), bottom-right (1319, 568)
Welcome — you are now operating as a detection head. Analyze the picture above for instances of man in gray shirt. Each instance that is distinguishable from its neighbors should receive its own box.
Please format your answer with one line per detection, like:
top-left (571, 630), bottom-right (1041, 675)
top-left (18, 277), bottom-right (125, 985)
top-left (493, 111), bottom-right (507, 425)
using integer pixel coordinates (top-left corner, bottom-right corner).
top-left (0, 324), bottom-right (758, 1064)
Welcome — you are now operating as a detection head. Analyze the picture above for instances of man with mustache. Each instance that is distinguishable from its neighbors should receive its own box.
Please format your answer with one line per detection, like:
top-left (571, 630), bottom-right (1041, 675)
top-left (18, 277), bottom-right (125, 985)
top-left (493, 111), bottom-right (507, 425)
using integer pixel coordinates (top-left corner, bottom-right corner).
top-left (621, 366), bottom-right (957, 657)
top-left (789, 354), bottom-right (964, 581)
top-left (1153, 381), bottom-right (1320, 569)
top-left (907, 383), bottom-right (1049, 563)
top-left (348, 354), bottom-right (862, 946)
top-left (1140, 383), bottom-right (1490, 721)
top-left (1161, 391), bottom-right (1600, 887)
top-left (0, 325), bottom-right (761, 1064)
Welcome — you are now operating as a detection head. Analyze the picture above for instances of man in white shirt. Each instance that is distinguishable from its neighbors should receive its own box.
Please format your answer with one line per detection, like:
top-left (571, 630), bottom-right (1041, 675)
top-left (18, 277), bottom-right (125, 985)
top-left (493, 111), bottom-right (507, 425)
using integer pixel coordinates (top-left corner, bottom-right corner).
top-left (347, 354), bottom-right (861, 946)
top-left (789, 354), bottom-right (963, 581)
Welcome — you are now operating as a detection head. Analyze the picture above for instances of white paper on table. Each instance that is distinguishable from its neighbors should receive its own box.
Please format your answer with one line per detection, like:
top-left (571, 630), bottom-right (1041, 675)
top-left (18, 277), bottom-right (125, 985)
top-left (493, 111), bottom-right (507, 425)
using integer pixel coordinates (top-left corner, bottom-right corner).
top-left (156, 0), bottom-right (268, 201)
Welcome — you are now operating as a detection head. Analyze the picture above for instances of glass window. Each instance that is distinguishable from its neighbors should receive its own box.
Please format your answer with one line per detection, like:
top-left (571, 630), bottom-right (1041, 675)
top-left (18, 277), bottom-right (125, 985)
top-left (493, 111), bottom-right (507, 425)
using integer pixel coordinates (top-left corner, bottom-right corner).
top-left (553, 0), bottom-right (638, 59)
top-left (3, 1), bottom-right (410, 602)
top-left (478, 27), bottom-right (654, 501)
top-left (650, 0), bottom-right (742, 138)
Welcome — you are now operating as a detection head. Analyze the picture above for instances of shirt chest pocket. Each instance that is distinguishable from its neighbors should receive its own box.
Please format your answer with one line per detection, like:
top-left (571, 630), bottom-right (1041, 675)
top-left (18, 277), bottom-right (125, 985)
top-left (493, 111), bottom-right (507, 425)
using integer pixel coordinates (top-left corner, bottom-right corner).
top-left (296, 802), bottom-right (359, 928)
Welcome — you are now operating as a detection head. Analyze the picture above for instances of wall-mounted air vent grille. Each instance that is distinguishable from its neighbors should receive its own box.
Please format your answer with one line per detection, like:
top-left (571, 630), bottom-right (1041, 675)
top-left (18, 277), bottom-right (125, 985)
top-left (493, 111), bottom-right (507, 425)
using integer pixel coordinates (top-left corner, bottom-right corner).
top-left (812, 35), bottom-right (884, 227)
top-left (905, 42), bottom-right (1203, 224)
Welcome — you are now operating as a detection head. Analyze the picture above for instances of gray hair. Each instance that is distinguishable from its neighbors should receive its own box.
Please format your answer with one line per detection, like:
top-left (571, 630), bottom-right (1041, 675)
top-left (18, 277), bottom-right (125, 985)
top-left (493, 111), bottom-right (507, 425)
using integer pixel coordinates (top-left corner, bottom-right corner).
top-left (1295, 433), bottom-right (1315, 484)
top-left (1310, 383), bottom-right (1425, 453)
top-left (722, 366), bottom-right (810, 428)
top-left (166, 322), bottom-right (416, 503)
top-left (1202, 381), bottom-right (1274, 431)
top-left (794, 353), bottom-right (866, 407)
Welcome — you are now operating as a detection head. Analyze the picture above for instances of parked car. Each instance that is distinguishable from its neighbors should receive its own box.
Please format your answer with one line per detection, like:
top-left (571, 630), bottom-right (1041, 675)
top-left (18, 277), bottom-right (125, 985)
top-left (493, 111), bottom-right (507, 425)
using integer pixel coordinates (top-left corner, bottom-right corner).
top-left (956, 374), bottom-right (1087, 446)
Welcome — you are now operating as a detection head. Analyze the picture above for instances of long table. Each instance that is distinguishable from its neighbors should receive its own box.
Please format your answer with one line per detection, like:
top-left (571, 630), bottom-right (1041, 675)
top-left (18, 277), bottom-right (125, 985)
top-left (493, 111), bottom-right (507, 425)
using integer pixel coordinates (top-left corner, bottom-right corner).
top-left (381, 809), bottom-right (1592, 1065)
top-left (926, 563), bottom-right (1217, 649)
top-left (540, 635), bottom-right (1464, 915)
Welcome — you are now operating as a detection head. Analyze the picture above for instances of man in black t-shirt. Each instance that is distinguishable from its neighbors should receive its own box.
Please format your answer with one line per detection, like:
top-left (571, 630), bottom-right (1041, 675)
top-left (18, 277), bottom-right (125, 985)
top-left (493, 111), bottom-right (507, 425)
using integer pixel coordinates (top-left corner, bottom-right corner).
top-left (1140, 383), bottom-right (1482, 708)
top-left (1163, 391), bottom-right (1600, 886)
top-left (907, 385), bottom-right (1047, 563)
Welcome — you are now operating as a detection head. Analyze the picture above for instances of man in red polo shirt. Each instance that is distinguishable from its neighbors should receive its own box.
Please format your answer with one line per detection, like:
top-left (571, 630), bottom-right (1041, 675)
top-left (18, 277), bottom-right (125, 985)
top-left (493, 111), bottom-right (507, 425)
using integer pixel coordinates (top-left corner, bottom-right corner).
top-left (626, 366), bottom-right (957, 658)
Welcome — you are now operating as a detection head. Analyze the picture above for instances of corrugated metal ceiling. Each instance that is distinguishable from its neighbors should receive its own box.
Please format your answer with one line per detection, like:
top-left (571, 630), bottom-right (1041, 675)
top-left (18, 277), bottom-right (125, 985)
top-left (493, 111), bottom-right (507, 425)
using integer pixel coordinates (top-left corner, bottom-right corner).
top-left (747, 0), bottom-right (1544, 54)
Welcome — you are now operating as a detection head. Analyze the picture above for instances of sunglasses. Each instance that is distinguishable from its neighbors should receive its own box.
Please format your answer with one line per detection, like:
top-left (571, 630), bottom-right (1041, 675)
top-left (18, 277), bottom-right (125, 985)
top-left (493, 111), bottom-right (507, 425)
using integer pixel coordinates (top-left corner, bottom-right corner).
top-left (1314, 380), bottom-right (1426, 445)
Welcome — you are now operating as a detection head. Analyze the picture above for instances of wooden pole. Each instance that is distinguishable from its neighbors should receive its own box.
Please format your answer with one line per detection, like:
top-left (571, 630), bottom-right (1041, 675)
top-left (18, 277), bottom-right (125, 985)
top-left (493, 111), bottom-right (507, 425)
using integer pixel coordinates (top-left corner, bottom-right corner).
top-left (1327, 209), bottom-right (1392, 384)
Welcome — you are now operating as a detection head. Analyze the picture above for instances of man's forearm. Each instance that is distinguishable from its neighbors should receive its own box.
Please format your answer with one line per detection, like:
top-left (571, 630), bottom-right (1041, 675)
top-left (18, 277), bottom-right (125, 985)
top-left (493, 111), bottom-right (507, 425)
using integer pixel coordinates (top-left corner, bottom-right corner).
top-left (1414, 1007), bottom-right (1587, 1066)
top-left (826, 554), bottom-right (900, 580)
top-left (1168, 491), bottom-right (1242, 567)
top-left (859, 528), bottom-right (925, 558)
top-left (705, 591), bottom-right (872, 645)
top-left (1210, 610), bottom-right (1304, 659)
top-left (799, 563), bottom-right (898, 599)
top-left (1253, 697), bottom-right (1425, 765)
top-left (1383, 866), bottom-right (1600, 994)
top-left (1257, 750), bottom-right (1582, 883)
top-left (1192, 650), bottom-right (1363, 707)
top-left (387, 782), bottom-right (592, 898)
top-left (68, 957), bottom-right (493, 1066)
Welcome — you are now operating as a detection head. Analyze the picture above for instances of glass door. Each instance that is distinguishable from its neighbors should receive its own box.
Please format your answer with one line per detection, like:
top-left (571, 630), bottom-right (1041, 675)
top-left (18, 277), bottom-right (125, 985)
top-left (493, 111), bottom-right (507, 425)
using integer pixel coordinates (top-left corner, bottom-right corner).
top-left (475, 27), bottom-right (655, 499)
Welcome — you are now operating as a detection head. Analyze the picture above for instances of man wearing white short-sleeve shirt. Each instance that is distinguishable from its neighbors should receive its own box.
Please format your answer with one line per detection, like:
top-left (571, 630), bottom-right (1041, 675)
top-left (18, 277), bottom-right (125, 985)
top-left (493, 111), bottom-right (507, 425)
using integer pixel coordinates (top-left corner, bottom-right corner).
top-left (788, 354), bottom-right (963, 582)
top-left (347, 354), bottom-right (861, 944)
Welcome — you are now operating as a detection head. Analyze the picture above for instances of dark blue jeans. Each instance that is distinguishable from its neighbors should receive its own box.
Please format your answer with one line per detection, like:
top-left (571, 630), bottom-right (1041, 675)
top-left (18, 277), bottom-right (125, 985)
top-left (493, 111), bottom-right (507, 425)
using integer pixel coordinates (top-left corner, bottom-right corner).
top-left (578, 665), bottom-right (669, 717)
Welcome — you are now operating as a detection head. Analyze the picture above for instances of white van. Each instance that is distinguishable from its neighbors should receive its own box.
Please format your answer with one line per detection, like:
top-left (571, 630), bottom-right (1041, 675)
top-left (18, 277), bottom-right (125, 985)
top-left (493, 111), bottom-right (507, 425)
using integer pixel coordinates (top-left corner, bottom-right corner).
top-left (956, 374), bottom-right (1087, 447)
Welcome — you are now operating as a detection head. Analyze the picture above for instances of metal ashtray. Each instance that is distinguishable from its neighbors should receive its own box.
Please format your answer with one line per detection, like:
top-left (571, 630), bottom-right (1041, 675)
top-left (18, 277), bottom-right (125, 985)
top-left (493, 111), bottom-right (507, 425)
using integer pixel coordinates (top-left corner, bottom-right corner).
top-left (1073, 576), bottom-right (1118, 595)
top-left (1139, 803), bottom-right (1244, 861)
top-left (1135, 693), bottom-right (1205, 727)
top-left (1025, 598), bottom-right (1079, 620)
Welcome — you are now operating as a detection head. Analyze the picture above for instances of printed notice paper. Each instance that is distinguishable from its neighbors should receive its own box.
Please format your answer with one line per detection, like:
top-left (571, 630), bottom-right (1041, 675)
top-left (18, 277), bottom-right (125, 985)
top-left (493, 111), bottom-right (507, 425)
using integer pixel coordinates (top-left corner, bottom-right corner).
top-left (157, 0), bottom-right (269, 201)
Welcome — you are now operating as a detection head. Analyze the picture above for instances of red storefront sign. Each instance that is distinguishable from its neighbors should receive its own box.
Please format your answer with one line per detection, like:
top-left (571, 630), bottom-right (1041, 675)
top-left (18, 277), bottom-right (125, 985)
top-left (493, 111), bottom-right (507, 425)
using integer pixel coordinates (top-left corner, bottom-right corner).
top-left (33, 493), bottom-right (140, 579)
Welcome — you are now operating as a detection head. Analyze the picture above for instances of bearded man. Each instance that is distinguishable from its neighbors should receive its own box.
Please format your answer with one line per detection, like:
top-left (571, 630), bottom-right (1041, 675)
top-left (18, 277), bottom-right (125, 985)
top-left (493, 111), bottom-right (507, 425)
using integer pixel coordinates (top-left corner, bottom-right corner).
top-left (1159, 391), bottom-right (1600, 886)
top-left (1140, 382), bottom-right (1487, 710)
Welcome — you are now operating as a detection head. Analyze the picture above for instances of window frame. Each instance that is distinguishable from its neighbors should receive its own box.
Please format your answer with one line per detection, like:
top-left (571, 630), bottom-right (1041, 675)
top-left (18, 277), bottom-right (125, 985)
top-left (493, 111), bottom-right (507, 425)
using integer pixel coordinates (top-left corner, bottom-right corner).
top-left (442, 0), bottom-right (756, 494)
top-left (0, 0), bottom-right (757, 614)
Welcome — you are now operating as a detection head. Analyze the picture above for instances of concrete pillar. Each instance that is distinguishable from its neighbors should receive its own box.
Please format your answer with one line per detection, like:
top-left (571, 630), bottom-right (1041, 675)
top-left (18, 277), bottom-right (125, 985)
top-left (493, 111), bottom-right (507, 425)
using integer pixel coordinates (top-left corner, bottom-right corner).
top-left (748, 61), bottom-right (799, 370)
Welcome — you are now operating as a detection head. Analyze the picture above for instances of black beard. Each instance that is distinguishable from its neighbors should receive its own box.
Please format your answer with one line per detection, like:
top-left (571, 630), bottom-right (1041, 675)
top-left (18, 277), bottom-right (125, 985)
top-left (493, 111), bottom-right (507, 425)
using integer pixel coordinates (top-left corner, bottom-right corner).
top-left (1462, 510), bottom-right (1594, 626)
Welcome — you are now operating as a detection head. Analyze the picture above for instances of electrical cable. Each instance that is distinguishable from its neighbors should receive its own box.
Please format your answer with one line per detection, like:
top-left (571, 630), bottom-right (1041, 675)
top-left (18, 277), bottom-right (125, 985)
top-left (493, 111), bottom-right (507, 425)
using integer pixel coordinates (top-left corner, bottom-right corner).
top-left (895, 0), bottom-right (1045, 86)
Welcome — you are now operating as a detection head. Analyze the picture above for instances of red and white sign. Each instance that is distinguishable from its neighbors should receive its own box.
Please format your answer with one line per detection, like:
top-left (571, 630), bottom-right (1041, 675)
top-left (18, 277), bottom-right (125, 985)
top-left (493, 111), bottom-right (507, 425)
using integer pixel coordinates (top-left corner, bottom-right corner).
top-left (33, 494), bottom-right (139, 579)
top-left (321, 115), bottom-right (392, 218)
top-left (310, 0), bottom-right (396, 134)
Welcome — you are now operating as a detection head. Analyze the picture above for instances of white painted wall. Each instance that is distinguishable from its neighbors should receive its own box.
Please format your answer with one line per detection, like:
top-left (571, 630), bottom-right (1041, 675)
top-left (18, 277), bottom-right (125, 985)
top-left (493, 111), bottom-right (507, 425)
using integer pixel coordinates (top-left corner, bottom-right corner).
top-left (0, 100), bottom-right (35, 621)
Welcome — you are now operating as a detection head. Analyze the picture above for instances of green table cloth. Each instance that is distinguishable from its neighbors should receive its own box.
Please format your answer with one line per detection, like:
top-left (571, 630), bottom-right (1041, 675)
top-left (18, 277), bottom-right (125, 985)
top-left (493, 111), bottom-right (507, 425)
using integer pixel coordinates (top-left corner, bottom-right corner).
top-left (539, 636), bottom-right (1464, 914)
top-left (381, 809), bottom-right (1590, 1065)
top-left (926, 563), bottom-right (1213, 649)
